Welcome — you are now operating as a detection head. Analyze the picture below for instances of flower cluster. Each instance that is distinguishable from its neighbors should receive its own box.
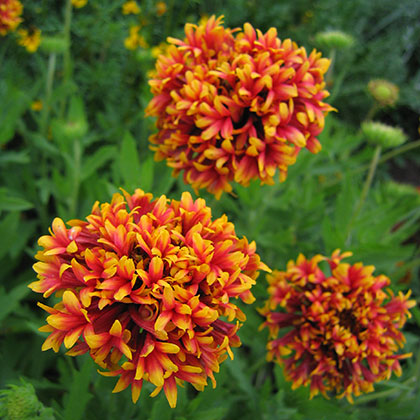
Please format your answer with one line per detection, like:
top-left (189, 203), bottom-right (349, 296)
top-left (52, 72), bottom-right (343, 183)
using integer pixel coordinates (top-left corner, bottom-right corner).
top-left (0, 0), bottom-right (22, 36)
top-left (146, 16), bottom-right (334, 198)
top-left (259, 250), bottom-right (415, 401)
top-left (30, 190), bottom-right (269, 407)
top-left (122, 1), bottom-right (140, 15)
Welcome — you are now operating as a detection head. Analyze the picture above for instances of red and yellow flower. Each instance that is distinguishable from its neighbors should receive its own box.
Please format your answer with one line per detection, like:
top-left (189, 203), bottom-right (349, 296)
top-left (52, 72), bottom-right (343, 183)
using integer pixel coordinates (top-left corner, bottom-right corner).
top-left (260, 250), bottom-right (415, 401)
top-left (146, 16), bottom-right (334, 198)
top-left (30, 189), bottom-right (269, 407)
top-left (0, 0), bottom-right (22, 35)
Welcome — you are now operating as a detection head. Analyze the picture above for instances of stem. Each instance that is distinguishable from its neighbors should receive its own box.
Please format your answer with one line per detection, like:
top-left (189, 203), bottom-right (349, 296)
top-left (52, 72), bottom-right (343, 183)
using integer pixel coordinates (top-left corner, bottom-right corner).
top-left (324, 139), bottom-right (420, 188)
top-left (365, 103), bottom-right (378, 121)
top-left (326, 48), bottom-right (336, 84)
top-left (60, 0), bottom-right (73, 117)
top-left (70, 138), bottom-right (82, 217)
top-left (40, 53), bottom-right (57, 136)
top-left (345, 145), bottom-right (382, 243)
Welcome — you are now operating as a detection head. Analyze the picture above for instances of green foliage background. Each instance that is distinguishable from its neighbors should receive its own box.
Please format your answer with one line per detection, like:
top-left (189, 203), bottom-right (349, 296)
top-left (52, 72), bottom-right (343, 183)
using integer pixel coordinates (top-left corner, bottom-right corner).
top-left (0, 0), bottom-right (419, 419)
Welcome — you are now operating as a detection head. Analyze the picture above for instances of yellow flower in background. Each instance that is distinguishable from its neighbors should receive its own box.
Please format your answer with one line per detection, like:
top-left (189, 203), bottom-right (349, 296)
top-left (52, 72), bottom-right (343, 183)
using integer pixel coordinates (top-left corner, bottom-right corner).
top-left (150, 42), bottom-right (167, 58)
top-left (18, 28), bottom-right (41, 52)
top-left (156, 1), bottom-right (167, 16)
top-left (122, 0), bottom-right (140, 15)
top-left (31, 100), bottom-right (43, 111)
top-left (71, 0), bottom-right (87, 8)
top-left (124, 25), bottom-right (148, 50)
top-left (0, 0), bottom-right (23, 36)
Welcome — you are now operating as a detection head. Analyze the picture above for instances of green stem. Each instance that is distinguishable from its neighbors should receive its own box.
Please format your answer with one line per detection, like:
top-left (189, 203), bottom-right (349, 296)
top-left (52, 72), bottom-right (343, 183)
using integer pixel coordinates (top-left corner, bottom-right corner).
top-left (346, 145), bottom-right (382, 243)
top-left (324, 139), bottom-right (420, 188)
top-left (70, 138), bottom-right (82, 217)
top-left (326, 48), bottom-right (336, 84)
top-left (40, 53), bottom-right (57, 136)
top-left (60, 0), bottom-right (73, 117)
top-left (365, 103), bottom-right (378, 121)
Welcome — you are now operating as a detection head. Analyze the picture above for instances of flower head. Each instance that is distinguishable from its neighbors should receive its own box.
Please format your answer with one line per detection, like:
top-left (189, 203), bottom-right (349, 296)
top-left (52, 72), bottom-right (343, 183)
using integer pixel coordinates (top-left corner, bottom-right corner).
top-left (260, 250), bottom-right (415, 401)
top-left (122, 1), bottom-right (141, 15)
top-left (146, 16), bottom-right (334, 198)
top-left (30, 190), bottom-right (269, 407)
top-left (0, 0), bottom-right (22, 36)
top-left (314, 30), bottom-right (355, 50)
top-left (17, 27), bottom-right (41, 53)
top-left (155, 1), bottom-right (167, 16)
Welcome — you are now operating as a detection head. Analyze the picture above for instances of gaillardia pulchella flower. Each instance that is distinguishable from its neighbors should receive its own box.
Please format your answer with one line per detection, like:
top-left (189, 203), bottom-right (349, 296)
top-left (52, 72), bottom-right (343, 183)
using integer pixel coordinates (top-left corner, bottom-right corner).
top-left (260, 250), bottom-right (415, 401)
top-left (0, 0), bottom-right (22, 35)
top-left (146, 16), bottom-right (334, 198)
top-left (30, 190), bottom-right (269, 407)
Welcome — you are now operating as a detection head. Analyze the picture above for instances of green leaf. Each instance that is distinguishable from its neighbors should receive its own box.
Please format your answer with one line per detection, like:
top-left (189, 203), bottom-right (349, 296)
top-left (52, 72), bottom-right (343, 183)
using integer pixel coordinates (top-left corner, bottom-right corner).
top-left (0, 188), bottom-right (33, 212)
top-left (119, 131), bottom-right (142, 190)
top-left (62, 357), bottom-right (93, 420)
top-left (81, 145), bottom-right (117, 181)
top-left (0, 282), bottom-right (31, 323)
top-left (0, 81), bottom-right (29, 145)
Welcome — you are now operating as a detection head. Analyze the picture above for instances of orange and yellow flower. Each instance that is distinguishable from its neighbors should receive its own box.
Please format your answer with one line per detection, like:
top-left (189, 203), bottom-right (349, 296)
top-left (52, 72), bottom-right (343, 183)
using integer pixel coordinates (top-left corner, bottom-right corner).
top-left (260, 250), bottom-right (415, 401)
top-left (124, 25), bottom-right (148, 50)
top-left (30, 189), bottom-right (269, 407)
top-left (155, 1), bottom-right (167, 16)
top-left (146, 16), bottom-right (334, 198)
top-left (0, 0), bottom-right (22, 35)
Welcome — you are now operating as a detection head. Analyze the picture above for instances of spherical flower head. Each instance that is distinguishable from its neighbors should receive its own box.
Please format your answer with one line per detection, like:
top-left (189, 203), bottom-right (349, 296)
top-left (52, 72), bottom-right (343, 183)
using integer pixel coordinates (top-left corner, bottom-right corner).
top-left (259, 250), bottom-right (415, 402)
top-left (155, 1), bottom-right (167, 16)
top-left (17, 28), bottom-right (41, 53)
top-left (146, 16), bottom-right (335, 199)
top-left (361, 121), bottom-right (407, 149)
top-left (30, 190), bottom-right (269, 408)
top-left (368, 79), bottom-right (399, 107)
top-left (314, 30), bottom-right (355, 50)
top-left (0, 0), bottom-right (23, 36)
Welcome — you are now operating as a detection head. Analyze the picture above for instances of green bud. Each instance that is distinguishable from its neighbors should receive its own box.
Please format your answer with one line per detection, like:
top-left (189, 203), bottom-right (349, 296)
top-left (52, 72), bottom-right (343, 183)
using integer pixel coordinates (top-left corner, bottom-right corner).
top-left (314, 30), bottom-right (355, 50)
top-left (361, 121), bottom-right (407, 149)
top-left (0, 382), bottom-right (42, 420)
top-left (368, 79), bottom-right (399, 107)
top-left (40, 36), bottom-right (69, 53)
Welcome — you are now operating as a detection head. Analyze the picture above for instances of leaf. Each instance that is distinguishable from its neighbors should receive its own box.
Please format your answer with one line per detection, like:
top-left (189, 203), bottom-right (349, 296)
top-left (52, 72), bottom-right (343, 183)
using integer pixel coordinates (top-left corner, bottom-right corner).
top-left (81, 145), bottom-right (117, 181)
top-left (119, 131), bottom-right (142, 190)
top-left (0, 81), bottom-right (29, 145)
top-left (0, 188), bottom-right (33, 212)
top-left (0, 151), bottom-right (30, 165)
top-left (62, 357), bottom-right (93, 420)
top-left (0, 283), bottom-right (31, 323)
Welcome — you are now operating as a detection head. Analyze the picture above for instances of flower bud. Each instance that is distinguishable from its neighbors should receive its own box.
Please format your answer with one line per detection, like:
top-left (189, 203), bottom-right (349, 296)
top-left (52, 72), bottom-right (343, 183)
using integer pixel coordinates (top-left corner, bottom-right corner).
top-left (314, 30), bottom-right (355, 50)
top-left (40, 35), bottom-right (68, 53)
top-left (361, 121), bottom-right (407, 148)
top-left (368, 79), bottom-right (399, 107)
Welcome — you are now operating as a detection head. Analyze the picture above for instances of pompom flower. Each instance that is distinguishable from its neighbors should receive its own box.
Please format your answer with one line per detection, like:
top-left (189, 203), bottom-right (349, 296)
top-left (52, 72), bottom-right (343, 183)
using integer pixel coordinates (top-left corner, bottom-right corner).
top-left (0, 0), bottom-right (22, 36)
top-left (146, 16), bottom-right (334, 198)
top-left (30, 190), bottom-right (269, 407)
top-left (259, 250), bottom-right (415, 402)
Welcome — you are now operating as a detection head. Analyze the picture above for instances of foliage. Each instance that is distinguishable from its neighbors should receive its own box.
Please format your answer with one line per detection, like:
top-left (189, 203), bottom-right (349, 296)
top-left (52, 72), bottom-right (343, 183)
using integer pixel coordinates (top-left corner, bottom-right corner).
top-left (0, 0), bottom-right (419, 419)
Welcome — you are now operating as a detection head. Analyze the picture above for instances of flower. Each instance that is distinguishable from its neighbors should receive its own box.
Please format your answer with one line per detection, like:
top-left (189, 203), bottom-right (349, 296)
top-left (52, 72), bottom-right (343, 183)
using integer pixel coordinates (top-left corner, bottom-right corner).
top-left (259, 250), bottom-right (415, 402)
top-left (361, 121), bottom-right (406, 149)
top-left (146, 16), bottom-right (334, 198)
top-left (30, 190), bottom-right (269, 407)
top-left (155, 1), bottom-right (167, 16)
top-left (17, 28), bottom-right (41, 53)
top-left (122, 1), bottom-right (141, 15)
top-left (368, 79), bottom-right (399, 107)
top-left (0, 0), bottom-right (22, 36)
top-left (124, 25), bottom-right (148, 50)
top-left (71, 0), bottom-right (87, 8)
